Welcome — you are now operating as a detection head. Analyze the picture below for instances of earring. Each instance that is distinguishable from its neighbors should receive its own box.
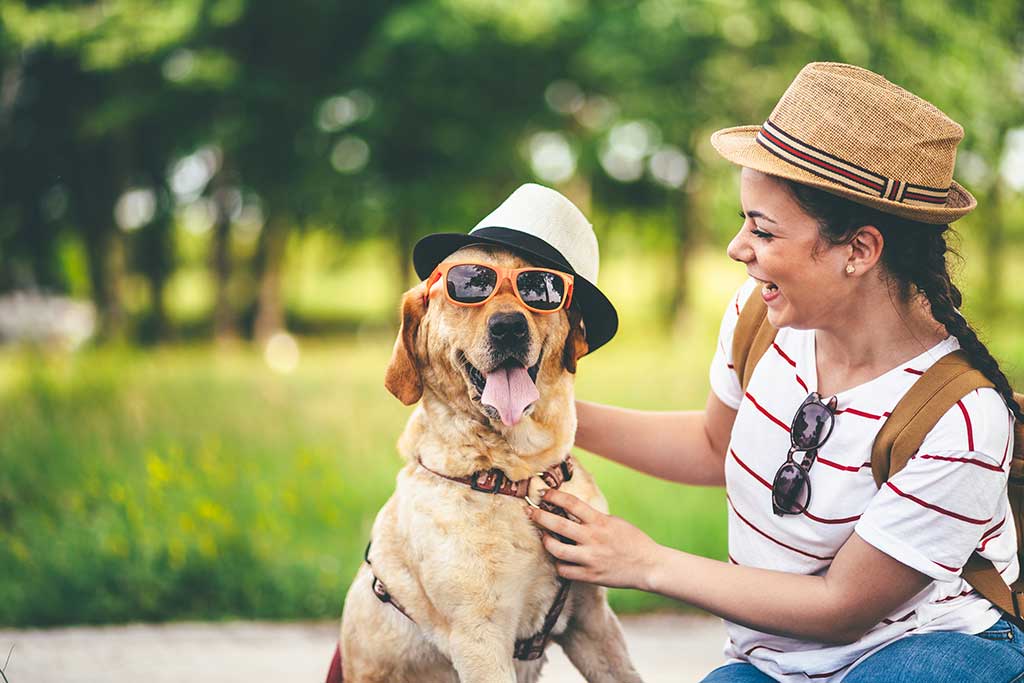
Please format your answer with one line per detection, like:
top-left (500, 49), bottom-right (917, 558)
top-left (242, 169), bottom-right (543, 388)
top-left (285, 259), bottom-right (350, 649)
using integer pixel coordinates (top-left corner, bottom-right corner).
top-left (845, 264), bottom-right (855, 275)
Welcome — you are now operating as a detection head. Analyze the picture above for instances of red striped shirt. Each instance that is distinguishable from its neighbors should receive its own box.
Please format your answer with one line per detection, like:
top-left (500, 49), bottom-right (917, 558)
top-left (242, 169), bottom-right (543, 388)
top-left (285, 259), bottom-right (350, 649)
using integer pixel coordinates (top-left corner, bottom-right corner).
top-left (712, 282), bottom-right (1012, 683)
top-left (884, 482), bottom-right (992, 525)
top-left (727, 495), bottom-right (836, 561)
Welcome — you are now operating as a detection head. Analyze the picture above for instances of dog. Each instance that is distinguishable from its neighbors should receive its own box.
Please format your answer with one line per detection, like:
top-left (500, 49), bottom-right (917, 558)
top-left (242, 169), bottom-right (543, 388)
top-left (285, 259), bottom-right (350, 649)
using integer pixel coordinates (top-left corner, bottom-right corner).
top-left (337, 244), bottom-right (643, 683)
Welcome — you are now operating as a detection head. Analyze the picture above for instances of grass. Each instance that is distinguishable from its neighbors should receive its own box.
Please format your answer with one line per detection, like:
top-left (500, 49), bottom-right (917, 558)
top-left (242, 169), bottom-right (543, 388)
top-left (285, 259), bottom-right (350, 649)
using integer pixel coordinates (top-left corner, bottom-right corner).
top-left (1, 240), bottom-right (1022, 627)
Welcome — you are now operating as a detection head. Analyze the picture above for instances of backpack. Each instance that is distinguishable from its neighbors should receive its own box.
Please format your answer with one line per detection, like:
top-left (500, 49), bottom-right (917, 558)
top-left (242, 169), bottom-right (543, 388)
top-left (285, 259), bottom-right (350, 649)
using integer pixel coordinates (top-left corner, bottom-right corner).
top-left (731, 292), bottom-right (1024, 629)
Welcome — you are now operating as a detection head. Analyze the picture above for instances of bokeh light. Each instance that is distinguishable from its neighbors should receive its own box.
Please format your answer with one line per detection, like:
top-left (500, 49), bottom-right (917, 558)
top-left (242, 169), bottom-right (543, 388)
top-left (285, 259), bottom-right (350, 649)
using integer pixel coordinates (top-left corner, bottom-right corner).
top-left (528, 131), bottom-right (576, 184)
top-left (544, 80), bottom-right (585, 115)
top-left (999, 128), bottom-right (1024, 192)
top-left (114, 188), bottom-right (157, 231)
top-left (648, 145), bottom-right (689, 189)
top-left (330, 136), bottom-right (370, 174)
top-left (264, 331), bottom-right (300, 374)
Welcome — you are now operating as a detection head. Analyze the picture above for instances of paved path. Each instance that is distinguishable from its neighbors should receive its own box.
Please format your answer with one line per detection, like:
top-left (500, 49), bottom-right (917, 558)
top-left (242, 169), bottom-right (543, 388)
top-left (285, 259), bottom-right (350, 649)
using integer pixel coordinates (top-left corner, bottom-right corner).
top-left (0, 614), bottom-right (727, 682)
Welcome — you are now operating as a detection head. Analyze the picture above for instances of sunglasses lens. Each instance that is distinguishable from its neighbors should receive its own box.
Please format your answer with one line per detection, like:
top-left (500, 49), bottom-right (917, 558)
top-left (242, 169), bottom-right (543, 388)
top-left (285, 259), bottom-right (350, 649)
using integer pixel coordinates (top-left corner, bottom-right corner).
top-left (446, 265), bottom-right (497, 303)
top-left (792, 401), bottom-right (833, 450)
top-left (515, 270), bottom-right (566, 311)
top-left (772, 463), bottom-right (810, 514)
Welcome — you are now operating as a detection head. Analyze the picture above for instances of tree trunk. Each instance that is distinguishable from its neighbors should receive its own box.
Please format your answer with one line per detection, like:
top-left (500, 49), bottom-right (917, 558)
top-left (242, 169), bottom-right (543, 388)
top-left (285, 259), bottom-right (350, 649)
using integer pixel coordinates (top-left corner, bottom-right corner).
top-left (253, 214), bottom-right (288, 344)
top-left (211, 185), bottom-right (240, 344)
top-left (144, 222), bottom-right (171, 343)
top-left (560, 175), bottom-right (592, 217)
top-left (76, 141), bottom-right (127, 343)
top-left (84, 226), bottom-right (127, 343)
top-left (980, 183), bottom-right (1005, 321)
top-left (395, 213), bottom-right (416, 296)
top-left (24, 200), bottom-right (65, 292)
top-left (667, 186), bottom-right (699, 334)
top-left (135, 209), bottom-right (173, 344)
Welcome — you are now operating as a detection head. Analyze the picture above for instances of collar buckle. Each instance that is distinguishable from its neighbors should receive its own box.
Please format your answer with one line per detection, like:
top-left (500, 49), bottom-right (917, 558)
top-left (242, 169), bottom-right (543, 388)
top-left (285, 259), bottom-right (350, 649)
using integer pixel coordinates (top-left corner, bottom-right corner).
top-left (470, 468), bottom-right (505, 493)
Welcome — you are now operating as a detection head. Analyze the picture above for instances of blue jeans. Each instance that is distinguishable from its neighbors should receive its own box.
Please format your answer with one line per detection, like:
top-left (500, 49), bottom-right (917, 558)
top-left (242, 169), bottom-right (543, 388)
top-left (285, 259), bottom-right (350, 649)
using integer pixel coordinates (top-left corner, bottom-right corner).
top-left (701, 618), bottom-right (1024, 682)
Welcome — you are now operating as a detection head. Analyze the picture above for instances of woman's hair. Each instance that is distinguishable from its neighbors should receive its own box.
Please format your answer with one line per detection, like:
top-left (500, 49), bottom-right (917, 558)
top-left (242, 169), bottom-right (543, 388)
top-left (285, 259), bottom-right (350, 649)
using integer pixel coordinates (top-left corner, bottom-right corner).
top-left (783, 179), bottom-right (1023, 423)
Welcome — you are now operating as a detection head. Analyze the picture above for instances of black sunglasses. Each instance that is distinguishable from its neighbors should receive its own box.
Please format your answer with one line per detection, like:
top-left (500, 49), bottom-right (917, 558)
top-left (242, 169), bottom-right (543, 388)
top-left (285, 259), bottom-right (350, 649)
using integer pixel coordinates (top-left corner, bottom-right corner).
top-left (772, 392), bottom-right (838, 516)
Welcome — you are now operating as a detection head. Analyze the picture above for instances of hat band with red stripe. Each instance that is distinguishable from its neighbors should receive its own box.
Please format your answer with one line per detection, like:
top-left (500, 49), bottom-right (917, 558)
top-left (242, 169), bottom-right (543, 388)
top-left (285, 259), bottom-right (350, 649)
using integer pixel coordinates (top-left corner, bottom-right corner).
top-left (755, 119), bottom-right (950, 207)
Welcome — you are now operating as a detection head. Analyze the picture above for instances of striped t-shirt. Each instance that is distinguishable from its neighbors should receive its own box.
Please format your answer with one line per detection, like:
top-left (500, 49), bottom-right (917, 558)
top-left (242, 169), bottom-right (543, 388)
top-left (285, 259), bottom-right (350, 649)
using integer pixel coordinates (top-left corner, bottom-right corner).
top-left (709, 279), bottom-right (1018, 683)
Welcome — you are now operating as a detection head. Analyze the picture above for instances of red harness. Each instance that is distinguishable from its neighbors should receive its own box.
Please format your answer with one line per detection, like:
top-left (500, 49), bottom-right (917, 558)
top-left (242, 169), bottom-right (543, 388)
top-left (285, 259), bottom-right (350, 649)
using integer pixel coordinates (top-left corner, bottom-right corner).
top-left (366, 456), bottom-right (576, 661)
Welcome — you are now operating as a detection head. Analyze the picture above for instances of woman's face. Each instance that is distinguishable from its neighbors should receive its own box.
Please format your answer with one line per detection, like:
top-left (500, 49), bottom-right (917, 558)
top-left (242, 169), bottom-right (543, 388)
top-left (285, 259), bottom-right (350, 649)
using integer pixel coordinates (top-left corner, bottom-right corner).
top-left (728, 168), bottom-right (850, 330)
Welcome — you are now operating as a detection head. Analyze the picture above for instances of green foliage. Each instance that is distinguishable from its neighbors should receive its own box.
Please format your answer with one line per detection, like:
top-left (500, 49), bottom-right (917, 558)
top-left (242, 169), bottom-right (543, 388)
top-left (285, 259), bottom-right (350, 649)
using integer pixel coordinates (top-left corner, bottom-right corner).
top-left (4, 0), bottom-right (1022, 334)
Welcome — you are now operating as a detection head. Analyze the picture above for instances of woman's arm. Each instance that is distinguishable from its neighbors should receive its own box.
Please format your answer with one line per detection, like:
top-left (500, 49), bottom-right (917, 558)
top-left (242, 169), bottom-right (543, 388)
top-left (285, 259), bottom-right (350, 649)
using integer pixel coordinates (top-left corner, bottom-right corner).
top-left (574, 392), bottom-right (737, 487)
top-left (526, 490), bottom-right (931, 645)
top-left (640, 532), bottom-right (930, 644)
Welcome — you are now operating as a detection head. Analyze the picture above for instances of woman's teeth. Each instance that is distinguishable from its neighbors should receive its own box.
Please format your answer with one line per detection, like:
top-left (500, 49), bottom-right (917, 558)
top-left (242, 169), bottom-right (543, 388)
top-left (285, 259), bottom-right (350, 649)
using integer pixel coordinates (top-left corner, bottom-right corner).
top-left (762, 282), bottom-right (779, 294)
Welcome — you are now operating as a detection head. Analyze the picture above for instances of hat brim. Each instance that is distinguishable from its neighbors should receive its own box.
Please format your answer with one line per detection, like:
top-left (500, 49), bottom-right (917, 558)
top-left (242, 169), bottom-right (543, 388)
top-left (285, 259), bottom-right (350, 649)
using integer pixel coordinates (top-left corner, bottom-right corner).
top-left (413, 229), bottom-right (618, 354)
top-left (710, 126), bottom-right (976, 224)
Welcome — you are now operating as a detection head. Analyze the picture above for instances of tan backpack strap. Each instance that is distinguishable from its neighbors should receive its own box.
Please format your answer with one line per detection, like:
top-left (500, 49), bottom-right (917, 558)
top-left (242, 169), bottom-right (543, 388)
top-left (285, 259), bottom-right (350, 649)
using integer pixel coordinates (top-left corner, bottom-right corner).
top-left (731, 291), bottom-right (778, 393)
top-left (962, 556), bottom-right (1023, 627)
top-left (870, 350), bottom-right (992, 488)
top-left (995, 392), bottom-right (1024, 627)
top-left (871, 351), bottom-right (1024, 627)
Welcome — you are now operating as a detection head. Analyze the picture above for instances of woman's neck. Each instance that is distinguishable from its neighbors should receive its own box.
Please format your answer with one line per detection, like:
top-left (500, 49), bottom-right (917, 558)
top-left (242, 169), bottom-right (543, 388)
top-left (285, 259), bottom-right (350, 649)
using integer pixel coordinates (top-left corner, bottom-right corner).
top-left (813, 279), bottom-right (948, 396)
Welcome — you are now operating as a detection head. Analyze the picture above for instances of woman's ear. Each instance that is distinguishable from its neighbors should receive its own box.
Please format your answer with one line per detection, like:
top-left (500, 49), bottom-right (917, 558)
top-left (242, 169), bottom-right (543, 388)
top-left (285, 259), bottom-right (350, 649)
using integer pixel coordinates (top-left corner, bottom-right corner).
top-left (384, 284), bottom-right (426, 404)
top-left (561, 305), bottom-right (589, 374)
top-left (848, 225), bottom-right (884, 273)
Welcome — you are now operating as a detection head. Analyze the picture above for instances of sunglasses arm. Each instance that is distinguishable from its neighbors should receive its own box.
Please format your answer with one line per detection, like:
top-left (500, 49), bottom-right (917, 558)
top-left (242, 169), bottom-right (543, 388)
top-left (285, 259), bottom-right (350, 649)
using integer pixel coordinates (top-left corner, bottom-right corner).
top-left (422, 272), bottom-right (443, 306)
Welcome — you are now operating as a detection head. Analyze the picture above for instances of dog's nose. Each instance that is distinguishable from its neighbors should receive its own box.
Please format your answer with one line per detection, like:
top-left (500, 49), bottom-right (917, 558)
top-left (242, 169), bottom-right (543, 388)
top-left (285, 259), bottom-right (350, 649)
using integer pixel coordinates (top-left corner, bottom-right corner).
top-left (488, 312), bottom-right (528, 346)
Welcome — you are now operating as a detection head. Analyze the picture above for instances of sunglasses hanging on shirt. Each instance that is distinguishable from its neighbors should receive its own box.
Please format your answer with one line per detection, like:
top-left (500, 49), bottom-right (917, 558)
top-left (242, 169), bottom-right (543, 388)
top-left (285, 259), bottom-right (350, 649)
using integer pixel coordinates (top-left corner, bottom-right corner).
top-left (772, 392), bottom-right (838, 516)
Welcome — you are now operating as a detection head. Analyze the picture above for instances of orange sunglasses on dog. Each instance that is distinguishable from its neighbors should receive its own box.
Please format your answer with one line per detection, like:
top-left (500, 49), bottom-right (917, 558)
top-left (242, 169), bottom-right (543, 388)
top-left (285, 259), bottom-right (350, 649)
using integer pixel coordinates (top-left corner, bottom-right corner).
top-left (425, 262), bottom-right (574, 313)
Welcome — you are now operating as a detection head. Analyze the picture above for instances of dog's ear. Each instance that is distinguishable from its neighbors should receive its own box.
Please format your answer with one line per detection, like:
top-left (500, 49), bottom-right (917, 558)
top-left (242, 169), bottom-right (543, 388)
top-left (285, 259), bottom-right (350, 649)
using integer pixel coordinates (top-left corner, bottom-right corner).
top-left (561, 305), bottom-right (589, 374)
top-left (384, 284), bottom-right (426, 404)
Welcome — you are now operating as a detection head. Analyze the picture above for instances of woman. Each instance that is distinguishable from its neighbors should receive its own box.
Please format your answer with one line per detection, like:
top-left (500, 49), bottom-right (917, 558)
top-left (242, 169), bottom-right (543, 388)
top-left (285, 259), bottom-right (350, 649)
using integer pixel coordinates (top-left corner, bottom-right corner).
top-left (525, 62), bottom-right (1024, 682)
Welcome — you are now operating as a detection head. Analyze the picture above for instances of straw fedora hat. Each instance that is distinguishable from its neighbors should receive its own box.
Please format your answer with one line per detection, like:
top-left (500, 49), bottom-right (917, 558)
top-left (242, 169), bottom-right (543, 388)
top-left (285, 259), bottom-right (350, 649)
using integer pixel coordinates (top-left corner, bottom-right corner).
top-left (413, 183), bottom-right (618, 353)
top-left (711, 62), bottom-right (976, 224)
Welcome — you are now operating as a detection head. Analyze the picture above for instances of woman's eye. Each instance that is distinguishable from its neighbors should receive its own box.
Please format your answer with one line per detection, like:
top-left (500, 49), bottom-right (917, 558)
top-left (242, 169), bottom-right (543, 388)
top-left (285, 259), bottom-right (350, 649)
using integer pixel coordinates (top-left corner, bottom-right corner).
top-left (739, 211), bottom-right (774, 239)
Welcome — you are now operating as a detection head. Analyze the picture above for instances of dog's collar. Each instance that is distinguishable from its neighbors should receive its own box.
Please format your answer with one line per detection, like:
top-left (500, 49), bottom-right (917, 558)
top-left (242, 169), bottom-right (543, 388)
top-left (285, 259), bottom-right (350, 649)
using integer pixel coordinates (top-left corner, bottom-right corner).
top-left (415, 456), bottom-right (574, 500)
top-left (372, 454), bottom-right (577, 661)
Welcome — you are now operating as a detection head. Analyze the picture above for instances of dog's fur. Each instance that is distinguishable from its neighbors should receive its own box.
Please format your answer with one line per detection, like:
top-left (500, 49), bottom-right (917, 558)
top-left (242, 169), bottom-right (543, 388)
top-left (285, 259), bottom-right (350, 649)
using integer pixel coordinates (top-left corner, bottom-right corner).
top-left (339, 246), bottom-right (643, 683)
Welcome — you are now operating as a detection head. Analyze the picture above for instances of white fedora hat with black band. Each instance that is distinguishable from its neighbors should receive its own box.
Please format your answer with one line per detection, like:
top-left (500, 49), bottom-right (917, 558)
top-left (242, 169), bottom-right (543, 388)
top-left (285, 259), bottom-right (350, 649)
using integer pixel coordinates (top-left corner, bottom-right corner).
top-left (413, 183), bottom-right (618, 354)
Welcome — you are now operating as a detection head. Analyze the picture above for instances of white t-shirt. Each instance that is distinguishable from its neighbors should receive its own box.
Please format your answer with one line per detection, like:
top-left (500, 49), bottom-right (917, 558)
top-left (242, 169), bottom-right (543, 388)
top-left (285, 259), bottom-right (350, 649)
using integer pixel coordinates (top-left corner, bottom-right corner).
top-left (709, 279), bottom-right (1018, 683)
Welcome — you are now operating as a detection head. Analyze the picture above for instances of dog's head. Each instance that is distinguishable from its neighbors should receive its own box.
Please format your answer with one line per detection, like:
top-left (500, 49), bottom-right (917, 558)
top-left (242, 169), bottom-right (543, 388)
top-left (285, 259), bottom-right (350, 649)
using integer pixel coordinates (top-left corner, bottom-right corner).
top-left (384, 245), bottom-right (588, 428)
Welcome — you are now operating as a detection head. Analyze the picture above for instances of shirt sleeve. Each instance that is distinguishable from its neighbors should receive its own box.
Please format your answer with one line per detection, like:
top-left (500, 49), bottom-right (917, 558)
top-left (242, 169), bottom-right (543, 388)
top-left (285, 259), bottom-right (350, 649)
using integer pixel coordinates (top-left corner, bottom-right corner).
top-left (855, 387), bottom-right (1014, 582)
top-left (709, 279), bottom-right (758, 410)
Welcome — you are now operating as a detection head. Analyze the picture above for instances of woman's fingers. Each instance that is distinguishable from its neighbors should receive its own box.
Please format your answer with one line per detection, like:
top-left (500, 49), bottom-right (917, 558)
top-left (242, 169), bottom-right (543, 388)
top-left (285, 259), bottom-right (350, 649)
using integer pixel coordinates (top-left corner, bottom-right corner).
top-left (542, 533), bottom-right (584, 563)
top-left (554, 561), bottom-right (589, 581)
top-left (527, 505), bottom-right (586, 543)
top-left (537, 488), bottom-right (600, 523)
top-left (527, 488), bottom-right (659, 590)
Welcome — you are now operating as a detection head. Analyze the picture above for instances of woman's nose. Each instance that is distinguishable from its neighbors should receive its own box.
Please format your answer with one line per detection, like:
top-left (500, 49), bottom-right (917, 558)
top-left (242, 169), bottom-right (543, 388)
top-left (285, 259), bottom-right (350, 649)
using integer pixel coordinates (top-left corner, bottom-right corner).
top-left (727, 228), bottom-right (754, 264)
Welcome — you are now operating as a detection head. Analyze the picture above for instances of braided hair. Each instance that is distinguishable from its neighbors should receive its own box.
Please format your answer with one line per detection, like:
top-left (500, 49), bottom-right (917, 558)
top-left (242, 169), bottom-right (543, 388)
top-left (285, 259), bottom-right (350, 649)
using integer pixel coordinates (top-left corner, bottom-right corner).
top-left (784, 179), bottom-right (1023, 423)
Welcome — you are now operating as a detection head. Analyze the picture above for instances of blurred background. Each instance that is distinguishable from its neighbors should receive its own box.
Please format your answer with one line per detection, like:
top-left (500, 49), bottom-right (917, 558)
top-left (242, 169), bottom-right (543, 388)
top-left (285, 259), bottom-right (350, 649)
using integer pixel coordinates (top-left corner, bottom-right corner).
top-left (1, 0), bottom-right (1023, 628)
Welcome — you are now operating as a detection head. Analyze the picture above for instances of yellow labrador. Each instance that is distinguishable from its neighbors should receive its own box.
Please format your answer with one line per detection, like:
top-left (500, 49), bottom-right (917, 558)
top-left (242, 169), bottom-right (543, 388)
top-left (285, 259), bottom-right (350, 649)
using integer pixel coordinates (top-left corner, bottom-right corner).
top-left (339, 245), bottom-right (643, 683)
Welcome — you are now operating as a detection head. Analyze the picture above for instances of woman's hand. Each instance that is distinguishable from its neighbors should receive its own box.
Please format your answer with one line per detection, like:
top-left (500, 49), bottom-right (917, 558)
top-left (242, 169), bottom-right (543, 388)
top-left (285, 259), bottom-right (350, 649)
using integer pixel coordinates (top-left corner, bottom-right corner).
top-left (525, 488), bottom-right (663, 590)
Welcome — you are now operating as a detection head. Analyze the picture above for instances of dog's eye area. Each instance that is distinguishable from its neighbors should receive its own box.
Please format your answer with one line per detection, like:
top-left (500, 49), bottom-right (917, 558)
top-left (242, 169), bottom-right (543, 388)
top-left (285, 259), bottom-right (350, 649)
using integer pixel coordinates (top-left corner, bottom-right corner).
top-left (515, 271), bottom-right (564, 311)
top-left (446, 265), bottom-right (497, 303)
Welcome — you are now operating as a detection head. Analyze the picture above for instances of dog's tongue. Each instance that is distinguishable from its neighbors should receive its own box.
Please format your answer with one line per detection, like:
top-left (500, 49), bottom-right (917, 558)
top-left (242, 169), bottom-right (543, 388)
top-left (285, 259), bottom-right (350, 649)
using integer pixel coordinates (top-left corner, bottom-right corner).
top-left (481, 364), bottom-right (539, 426)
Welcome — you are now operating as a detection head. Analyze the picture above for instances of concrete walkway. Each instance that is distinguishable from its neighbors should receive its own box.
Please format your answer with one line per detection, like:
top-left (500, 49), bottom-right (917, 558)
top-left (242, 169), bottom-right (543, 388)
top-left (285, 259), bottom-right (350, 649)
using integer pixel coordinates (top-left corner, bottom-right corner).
top-left (0, 614), bottom-right (727, 682)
